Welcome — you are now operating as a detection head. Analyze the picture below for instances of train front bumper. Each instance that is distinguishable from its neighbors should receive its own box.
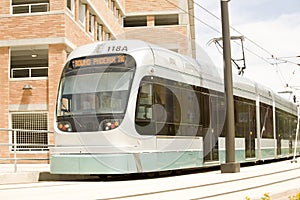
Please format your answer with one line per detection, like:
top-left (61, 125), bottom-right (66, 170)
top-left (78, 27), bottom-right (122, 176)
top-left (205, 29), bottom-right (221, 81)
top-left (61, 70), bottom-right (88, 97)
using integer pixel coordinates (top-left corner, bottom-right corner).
top-left (50, 153), bottom-right (138, 174)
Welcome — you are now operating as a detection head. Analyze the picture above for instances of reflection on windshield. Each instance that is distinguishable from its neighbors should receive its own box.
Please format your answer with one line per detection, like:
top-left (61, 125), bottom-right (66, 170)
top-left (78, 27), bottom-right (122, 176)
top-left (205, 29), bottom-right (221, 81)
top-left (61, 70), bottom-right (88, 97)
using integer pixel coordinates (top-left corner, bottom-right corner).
top-left (58, 71), bottom-right (133, 116)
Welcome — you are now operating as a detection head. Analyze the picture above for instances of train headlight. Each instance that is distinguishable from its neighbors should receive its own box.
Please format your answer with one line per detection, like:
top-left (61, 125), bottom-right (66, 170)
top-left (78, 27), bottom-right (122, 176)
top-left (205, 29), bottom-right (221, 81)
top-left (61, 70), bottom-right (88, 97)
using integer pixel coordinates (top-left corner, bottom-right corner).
top-left (58, 121), bottom-right (72, 132)
top-left (101, 119), bottom-right (121, 131)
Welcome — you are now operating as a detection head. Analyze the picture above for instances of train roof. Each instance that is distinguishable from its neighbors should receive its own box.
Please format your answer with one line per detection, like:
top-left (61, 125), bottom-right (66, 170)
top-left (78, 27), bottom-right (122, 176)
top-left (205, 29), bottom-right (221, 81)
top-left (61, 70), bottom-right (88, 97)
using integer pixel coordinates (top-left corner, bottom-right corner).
top-left (67, 40), bottom-right (214, 76)
top-left (67, 40), bottom-right (296, 113)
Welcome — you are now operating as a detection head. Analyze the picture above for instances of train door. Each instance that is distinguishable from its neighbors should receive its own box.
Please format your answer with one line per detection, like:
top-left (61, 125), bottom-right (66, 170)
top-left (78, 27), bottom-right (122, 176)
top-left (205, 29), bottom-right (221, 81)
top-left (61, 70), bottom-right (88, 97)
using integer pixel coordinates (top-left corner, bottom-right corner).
top-left (275, 110), bottom-right (282, 156)
top-left (203, 96), bottom-right (219, 163)
top-left (245, 103), bottom-right (256, 159)
top-left (235, 97), bottom-right (256, 159)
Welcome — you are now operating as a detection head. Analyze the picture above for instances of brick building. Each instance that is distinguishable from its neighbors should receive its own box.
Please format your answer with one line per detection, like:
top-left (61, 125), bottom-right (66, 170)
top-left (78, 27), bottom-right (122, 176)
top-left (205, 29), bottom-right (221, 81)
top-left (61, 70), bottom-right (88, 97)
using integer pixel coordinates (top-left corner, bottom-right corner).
top-left (0, 0), bottom-right (194, 162)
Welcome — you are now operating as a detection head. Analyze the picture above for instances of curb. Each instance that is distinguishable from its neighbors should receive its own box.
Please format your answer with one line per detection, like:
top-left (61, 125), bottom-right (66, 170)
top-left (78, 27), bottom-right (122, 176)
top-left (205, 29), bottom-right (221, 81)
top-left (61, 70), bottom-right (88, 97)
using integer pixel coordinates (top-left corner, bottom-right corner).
top-left (0, 172), bottom-right (99, 185)
top-left (0, 172), bottom-right (40, 184)
top-left (38, 172), bottom-right (99, 181)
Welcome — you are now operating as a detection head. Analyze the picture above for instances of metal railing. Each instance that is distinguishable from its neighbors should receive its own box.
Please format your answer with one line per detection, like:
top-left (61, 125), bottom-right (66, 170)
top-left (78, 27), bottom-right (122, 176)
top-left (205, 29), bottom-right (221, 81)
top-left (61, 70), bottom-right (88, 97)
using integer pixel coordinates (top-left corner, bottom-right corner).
top-left (12, 3), bottom-right (49, 14)
top-left (0, 128), bottom-right (53, 173)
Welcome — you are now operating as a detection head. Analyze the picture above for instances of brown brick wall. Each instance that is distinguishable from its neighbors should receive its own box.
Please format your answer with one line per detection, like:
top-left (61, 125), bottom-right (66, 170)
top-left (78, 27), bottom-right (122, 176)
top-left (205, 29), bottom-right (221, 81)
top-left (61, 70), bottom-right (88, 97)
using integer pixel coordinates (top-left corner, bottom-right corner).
top-left (90, 0), bottom-right (124, 36)
top-left (0, 47), bottom-right (9, 129)
top-left (125, 0), bottom-right (178, 13)
top-left (124, 25), bottom-right (189, 53)
top-left (48, 44), bottom-right (67, 133)
top-left (9, 80), bottom-right (48, 105)
top-left (0, 0), bottom-right (10, 15)
top-left (0, 14), bottom-right (65, 40)
top-left (50, 0), bottom-right (67, 11)
top-left (0, 47), bottom-right (10, 161)
top-left (65, 14), bottom-right (93, 46)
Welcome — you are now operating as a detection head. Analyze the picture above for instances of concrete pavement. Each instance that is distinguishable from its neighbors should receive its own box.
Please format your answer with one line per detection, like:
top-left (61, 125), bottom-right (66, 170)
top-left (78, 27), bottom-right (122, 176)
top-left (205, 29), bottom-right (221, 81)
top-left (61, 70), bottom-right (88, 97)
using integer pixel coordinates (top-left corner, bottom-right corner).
top-left (0, 159), bottom-right (299, 199)
top-left (0, 164), bottom-right (99, 184)
top-left (0, 164), bottom-right (49, 184)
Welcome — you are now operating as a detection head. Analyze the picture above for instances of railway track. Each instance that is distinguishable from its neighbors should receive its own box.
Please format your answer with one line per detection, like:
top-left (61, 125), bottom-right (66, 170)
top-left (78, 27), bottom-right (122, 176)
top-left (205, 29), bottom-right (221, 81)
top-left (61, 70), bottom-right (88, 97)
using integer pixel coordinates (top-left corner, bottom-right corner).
top-left (100, 164), bottom-right (300, 200)
top-left (0, 160), bottom-right (300, 200)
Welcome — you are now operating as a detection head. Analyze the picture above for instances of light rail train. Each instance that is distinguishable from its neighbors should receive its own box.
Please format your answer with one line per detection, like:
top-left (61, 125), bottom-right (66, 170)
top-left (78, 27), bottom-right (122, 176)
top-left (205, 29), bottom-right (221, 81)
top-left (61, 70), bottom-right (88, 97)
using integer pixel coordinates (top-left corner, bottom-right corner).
top-left (50, 40), bottom-right (300, 174)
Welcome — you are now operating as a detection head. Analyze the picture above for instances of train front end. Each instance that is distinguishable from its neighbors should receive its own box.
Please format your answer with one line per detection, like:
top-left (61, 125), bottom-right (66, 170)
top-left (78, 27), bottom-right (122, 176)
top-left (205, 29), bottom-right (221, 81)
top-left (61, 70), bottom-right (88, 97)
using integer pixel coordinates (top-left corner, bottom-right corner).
top-left (50, 41), bottom-right (152, 174)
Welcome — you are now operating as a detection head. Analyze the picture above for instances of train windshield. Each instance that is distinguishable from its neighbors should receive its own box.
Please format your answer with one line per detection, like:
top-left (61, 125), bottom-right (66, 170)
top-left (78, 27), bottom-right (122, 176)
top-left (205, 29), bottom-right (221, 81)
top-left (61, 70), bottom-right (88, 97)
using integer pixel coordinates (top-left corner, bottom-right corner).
top-left (56, 54), bottom-right (136, 132)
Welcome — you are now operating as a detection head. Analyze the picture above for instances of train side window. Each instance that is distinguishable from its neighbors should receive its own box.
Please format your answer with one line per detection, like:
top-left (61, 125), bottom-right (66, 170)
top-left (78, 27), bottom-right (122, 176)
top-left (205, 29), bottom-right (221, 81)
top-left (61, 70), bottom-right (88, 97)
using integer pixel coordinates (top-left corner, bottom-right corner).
top-left (135, 82), bottom-right (156, 135)
top-left (201, 93), bottom-right (210, 129)
top-left (135, 76), bottom-right (224, 137)
top-left (217, 97), bottom-right (226, 137)
top-left (181, 89), bottom-right (199, 124)
top-left (154, 83), bottom-right (180, 136)
top-left (234, 96), bottom-right (256, 138)
top-left (136, 83), bottom-right (153, 119)
top-left (260, 103), bottom-right (273, 138)
top-left (60, 96), bottom-right (71, 115)
top-left (234, 98), bottom-right (247, 138)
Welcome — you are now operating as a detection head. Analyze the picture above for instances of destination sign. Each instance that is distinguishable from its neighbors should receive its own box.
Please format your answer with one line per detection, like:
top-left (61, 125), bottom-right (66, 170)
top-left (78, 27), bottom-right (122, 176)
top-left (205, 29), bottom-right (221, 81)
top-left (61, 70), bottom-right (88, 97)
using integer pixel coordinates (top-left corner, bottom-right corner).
top-left (72, 55), bottom-right (126, 68)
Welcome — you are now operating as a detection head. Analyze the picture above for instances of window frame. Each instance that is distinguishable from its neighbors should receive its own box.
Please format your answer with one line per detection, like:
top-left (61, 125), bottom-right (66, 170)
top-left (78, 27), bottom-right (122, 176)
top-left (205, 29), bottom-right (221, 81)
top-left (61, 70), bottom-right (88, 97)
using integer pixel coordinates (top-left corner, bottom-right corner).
top-left (135, 76), bottom-right (209, 137)
top-left (10, 47), bottom-right (49, 80)
top-left (259, 102), bottom-right (274, 139)
top-left (66, 0), bottom-right (75, 15)
top-left (11, 0), bottom-right (50, 15)
top-left (124, 16), bottom-right (147, 27)
top-left (154, 14), bottom-right (179, 26)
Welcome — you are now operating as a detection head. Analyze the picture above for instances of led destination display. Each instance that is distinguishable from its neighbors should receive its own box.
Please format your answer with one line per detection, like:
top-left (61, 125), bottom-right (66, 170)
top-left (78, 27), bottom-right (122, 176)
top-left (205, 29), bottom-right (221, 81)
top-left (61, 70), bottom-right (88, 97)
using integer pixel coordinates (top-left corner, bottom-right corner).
top-left (72, 55), bottom-right (126, 68)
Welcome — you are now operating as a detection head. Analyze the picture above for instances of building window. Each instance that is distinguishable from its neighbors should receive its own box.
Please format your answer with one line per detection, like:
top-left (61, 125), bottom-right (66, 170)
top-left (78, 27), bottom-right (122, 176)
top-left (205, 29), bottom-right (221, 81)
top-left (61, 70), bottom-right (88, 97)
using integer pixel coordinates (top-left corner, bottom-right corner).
top-left (10, 47), bottom-right (48, 79)
top-left (79, 1), bottom-right (86, 26)
top-left (67, 0), bottom-right (75, 14)
top-left (12, 0), bottom-right (49, 14)
top-left (89, 13), bottom-right (95, 34)
top-left (97, 23), bottom-right (102, 41)
top-left (170, 49), bottom-right (179, 53)
top-left (11, 112), bottom-right (48, 151)
top-left (120, 16), bottom-right (124, 27)
top-left (110, 0), bottom-right (115, 12)
top-left (105, 32), bottom-right (110, 41)
top-left (155, 14), bottom-right (179, 26)
top-left (116, 9), bottom-right (119, 20)
top-left (124, 16), bottom-right (147, 27)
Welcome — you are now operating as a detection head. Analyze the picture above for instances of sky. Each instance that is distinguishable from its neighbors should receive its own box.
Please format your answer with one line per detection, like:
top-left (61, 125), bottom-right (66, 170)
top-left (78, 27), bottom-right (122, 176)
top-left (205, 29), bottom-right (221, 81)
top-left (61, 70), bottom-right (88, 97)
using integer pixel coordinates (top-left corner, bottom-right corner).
top-left (194, 0), bottom-right (300, 102)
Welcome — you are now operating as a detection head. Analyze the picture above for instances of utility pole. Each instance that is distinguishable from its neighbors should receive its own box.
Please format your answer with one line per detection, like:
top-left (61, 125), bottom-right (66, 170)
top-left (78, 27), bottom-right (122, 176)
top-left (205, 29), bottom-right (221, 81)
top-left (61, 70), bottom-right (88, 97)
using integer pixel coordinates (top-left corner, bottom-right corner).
top-left (220, 0), bottom-right (240, 173)
top-left (187, 0), bottom-right (196, 58)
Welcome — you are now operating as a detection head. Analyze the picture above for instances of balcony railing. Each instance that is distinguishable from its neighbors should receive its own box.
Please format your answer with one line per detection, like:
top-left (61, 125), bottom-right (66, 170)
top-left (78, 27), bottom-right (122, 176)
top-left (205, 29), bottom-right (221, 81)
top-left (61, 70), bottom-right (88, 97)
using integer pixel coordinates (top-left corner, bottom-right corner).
top-left (12, 3), bottom-right (49, 14)
top-left (11, 67), bottom-right (48, 78)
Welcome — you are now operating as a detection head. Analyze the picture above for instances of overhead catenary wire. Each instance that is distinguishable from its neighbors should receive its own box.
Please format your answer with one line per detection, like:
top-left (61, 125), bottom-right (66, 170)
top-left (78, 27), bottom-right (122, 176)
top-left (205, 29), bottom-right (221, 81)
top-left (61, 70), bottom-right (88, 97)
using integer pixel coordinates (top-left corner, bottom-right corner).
top-left (193, 0), bottom-right (300, 70)
top-left (164, 0), bottom-right (221, 34)
top-left (164, 0), bottom-right (277, 66)
top-left (192, 0), bottom-right (275, 57)
top-left (193, 0), bottom-right (277, 66)
top-left (164, 0), bottom-right (300, 92)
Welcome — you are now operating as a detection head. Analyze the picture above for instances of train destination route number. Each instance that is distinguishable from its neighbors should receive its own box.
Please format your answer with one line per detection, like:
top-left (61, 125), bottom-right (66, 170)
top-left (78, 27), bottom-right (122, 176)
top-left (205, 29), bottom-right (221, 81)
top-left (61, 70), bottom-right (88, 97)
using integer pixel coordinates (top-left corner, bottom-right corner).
top-left (73, 55), bottom-right (126, 68)
top-left (107, 45), bottom-right (128, 52)
top-left (94, 44), bottom-right (128, 54)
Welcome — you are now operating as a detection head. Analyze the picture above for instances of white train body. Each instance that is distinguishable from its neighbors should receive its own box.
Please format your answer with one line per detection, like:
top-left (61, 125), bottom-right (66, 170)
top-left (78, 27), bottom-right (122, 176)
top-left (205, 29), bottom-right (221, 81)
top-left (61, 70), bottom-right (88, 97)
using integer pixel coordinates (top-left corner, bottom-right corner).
top-left (50, 40), bottom-right (299, 174)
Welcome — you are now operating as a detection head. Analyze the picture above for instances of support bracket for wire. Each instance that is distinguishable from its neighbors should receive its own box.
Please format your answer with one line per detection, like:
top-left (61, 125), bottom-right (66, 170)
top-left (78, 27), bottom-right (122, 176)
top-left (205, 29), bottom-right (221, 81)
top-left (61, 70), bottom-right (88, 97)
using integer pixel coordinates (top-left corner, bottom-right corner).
top-left (208, 36), bottom-right (246, 75)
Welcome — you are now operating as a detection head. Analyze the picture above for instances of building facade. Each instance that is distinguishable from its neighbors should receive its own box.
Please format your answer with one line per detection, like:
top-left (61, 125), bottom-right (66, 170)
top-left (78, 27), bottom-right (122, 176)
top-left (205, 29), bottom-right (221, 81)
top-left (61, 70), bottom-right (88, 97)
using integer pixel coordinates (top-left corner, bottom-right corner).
top-left (0, 0), bottom-right (194, 162)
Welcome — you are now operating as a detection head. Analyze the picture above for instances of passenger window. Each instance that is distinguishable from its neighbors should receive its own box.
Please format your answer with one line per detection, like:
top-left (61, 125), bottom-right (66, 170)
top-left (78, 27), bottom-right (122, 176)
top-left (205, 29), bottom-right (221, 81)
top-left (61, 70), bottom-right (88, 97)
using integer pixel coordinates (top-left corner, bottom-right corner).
top-left (135, 82), bottom-right (156, 135)
top-left (136, 83), bottom-right (153, 120)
